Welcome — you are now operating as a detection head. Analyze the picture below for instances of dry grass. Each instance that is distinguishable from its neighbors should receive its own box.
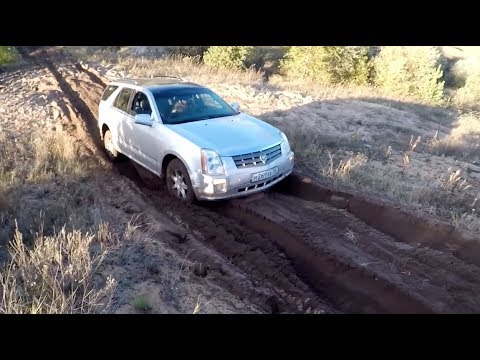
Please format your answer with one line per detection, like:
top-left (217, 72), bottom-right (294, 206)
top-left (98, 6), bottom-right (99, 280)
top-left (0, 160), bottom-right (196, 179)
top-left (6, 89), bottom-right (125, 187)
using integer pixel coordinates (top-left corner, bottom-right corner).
top-left (28, 133), bottom-right (87, 182)
top-left (321, 151), bottom-right (368, 181)
top-left (295, 130), bottom-right (480, 233)
top-left (0, 213), bottom-right (167, 314)
top-left (428, 111), bottom-right (480, 160)
top-left (0, 131), bottom-right (88, 188)
top-left (0, 131), bottom-right (95, 244)
top-left (0, 129), bottom-right (109, 284)
top-left (452, 212), bottom-right (480, 234)
top-left (440, 168), bottom-right (471, 193)
top-left (402, 135), bottom-right (421, 168)
top-left (452, 81), bottom-right (480, 111)
top-left (0, 224), bottom-right (116, 314)
top-left (66, 47), bottom-right (264, 86)
top-left (193, 295), bottom-right (212, 314)
top-left (116, 55), bottom-right (264, 86)
top-left (65, 46), bottom-right (121, 63)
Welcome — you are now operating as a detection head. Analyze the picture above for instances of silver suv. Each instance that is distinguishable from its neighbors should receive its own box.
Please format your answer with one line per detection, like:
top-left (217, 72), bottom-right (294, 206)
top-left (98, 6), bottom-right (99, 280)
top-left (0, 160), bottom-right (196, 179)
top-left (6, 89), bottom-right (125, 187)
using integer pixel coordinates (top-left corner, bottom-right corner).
top-left (98, 77), bottom-right (294, 201)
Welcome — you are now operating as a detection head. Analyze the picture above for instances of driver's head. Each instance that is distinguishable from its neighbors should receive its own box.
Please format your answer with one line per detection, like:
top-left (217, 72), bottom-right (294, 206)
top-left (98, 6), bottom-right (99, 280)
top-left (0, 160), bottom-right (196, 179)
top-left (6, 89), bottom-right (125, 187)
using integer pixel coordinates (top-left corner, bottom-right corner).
top-left (173, 98), bottom-right (189, 112)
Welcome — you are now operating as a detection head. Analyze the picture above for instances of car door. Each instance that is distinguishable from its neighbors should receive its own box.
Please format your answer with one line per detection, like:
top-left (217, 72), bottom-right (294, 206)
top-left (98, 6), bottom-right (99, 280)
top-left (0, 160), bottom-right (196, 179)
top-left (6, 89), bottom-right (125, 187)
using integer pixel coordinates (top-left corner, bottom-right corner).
top-left (113, 87), bottom-right (135, 159)
top-left (125, 91), bottom-right (159, 171)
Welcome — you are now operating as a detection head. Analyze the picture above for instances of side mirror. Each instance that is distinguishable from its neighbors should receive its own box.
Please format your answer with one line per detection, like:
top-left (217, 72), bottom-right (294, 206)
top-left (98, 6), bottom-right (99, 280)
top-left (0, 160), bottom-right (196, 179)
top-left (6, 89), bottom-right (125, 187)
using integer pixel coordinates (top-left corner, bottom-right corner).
top-left (230, 102), bottom-right (240, 112)
top-left (135, 113), bottom-right (153, 127)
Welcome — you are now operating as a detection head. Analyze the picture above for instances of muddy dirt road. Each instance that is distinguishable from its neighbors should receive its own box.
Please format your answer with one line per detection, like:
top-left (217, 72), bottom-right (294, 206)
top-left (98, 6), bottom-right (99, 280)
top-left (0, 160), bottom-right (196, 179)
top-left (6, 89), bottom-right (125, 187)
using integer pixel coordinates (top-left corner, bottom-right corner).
top-left (11, 46), bottom-right (480, 313)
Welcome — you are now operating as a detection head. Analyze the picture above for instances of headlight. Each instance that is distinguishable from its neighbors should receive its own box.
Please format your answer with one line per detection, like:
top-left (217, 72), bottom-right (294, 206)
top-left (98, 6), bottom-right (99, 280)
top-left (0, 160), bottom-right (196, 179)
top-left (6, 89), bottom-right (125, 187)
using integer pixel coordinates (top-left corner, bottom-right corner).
top-left (201, 149), bottom-right (225, 175)
top-left (280, 131), bottom-right (291, 154)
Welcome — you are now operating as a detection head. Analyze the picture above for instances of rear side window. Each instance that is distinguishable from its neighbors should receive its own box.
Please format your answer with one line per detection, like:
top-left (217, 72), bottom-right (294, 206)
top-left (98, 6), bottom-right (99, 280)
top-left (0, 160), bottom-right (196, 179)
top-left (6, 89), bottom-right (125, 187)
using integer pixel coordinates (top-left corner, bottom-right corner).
top-left (101, 85), bottom-right (119, 101)
top-left (113, 88), bottom-right (134, 113)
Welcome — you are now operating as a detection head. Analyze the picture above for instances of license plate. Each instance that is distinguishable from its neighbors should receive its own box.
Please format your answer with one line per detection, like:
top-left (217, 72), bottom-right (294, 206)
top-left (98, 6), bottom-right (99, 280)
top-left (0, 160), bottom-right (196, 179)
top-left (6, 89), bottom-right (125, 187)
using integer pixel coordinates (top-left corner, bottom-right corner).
top-left (251, 167), bottom-right (279, 182)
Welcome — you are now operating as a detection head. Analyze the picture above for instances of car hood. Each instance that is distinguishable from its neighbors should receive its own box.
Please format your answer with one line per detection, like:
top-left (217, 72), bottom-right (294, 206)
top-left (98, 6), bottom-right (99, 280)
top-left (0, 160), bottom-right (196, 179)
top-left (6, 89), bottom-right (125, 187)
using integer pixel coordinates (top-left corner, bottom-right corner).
top-left (165, 113), bottom-right (282, 156)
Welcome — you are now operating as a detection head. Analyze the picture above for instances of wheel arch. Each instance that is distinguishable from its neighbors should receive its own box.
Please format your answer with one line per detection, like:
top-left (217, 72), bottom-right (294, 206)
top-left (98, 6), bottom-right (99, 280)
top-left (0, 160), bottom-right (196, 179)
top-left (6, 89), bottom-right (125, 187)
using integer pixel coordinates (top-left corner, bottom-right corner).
top-left (100, 123), bottom-right (110, 140)
top-left (161, 152), bottom-right (192, 178)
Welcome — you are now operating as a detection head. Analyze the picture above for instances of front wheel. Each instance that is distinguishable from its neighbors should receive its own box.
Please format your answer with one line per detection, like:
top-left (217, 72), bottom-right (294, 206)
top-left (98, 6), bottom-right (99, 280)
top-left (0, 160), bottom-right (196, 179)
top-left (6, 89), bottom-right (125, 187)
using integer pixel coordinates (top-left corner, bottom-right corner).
top-left (166, 159), bottom-right (195, 202)
top-left (103, 129), bottom-right (120, 162)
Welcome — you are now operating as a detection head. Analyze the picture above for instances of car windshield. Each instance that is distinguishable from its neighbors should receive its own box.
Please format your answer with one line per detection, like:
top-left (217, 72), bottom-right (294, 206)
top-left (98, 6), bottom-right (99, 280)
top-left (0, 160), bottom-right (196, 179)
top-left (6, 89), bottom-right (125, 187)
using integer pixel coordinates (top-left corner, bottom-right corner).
top-left (152, 87), bottom-right (238, 125)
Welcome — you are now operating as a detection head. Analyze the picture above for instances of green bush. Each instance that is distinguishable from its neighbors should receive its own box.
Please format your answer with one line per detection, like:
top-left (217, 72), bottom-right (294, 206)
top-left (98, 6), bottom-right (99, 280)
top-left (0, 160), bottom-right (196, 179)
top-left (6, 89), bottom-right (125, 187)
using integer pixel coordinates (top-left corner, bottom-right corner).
top-left (373, 46), bottom-right (445, 105)
top-left (452, 71), bottom-right (480, 110)
top-left (279, 46), bottom-right (372, 85)
top-left (203, 46), bottom-right (256, 70)
top-left (0, 46), bottom-right (17, 65)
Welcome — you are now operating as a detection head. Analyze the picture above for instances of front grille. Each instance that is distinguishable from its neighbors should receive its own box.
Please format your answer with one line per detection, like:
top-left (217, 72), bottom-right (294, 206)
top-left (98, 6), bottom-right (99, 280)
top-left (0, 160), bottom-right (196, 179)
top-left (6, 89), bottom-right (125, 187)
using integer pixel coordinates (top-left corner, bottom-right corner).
top-left (232, 144), bottom-right (282, 169)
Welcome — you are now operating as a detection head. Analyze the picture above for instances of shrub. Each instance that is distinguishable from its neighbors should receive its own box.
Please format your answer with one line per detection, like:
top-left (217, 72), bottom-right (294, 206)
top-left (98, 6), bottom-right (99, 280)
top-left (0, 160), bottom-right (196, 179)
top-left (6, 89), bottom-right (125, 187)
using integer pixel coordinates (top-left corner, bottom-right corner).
top-left (244, 46), bottom-right (288, 75)
top-left (373, 46), bottom-right (445, 105)
top-left (0, 46), bottom-right (17, 65)
top-left (203, 46), bottom-right (256, 70)
top-left (448, 58), bottom-right (480, 110)
top-left (279, 46), bottom-right (372, 85)
top-left (167, 46), bottom-right (208, 57)
top-left (451, 74), bottom-right (480, 110)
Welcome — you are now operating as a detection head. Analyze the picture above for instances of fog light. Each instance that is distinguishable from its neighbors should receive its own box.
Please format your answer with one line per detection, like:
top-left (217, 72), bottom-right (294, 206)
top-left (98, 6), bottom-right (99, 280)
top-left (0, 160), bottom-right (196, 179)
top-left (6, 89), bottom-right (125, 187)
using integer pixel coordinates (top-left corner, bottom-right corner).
top-left (213, 178), bottom-right (227, 193)
top-left (289, 153), bottom-right (294, 164)
top-left (203, 177), bottom-right (227, 194)
top-left (204, 182), bottom-right (215, 194)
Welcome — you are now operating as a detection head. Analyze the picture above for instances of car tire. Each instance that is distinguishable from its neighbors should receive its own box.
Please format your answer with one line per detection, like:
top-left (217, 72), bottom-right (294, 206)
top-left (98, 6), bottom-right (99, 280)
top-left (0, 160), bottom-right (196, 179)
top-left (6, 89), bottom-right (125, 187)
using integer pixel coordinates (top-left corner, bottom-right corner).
top-left (103, 129), bottom-right (120, 162)
top-left (166, 159), bottom-right (195, 202)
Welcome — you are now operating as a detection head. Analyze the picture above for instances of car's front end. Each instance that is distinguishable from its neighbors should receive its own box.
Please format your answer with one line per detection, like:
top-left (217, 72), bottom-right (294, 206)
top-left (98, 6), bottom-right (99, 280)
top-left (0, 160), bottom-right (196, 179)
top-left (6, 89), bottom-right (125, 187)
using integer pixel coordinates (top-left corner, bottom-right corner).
top-left (154, 84), bottom-right (296, 201)
top-left (190, 133), bottom-right (294, 200)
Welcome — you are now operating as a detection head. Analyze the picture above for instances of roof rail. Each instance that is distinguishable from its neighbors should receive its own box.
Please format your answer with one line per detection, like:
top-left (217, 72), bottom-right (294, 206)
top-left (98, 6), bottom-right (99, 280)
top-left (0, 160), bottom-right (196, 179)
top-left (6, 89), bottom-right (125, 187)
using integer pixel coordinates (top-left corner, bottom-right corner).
top-left (148, 75), bottom-right (187, 81)
top-left (113, 76), bottom-right (190, 85)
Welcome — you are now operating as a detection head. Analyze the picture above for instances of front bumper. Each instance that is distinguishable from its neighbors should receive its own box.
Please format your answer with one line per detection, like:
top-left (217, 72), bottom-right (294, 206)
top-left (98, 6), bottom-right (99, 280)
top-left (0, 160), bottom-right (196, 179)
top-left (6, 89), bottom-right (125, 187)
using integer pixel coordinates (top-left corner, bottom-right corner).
top-left (193, 151), bottom-right (294, 200)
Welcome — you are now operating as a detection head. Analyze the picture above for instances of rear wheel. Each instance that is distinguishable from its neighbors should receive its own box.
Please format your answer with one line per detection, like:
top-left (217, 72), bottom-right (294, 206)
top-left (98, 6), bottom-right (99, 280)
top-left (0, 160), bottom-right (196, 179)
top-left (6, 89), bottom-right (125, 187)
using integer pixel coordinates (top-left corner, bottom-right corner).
top-left (103, 129), bottom-right (120, 162)
top-left (166, 159), bottom-right (195, 202)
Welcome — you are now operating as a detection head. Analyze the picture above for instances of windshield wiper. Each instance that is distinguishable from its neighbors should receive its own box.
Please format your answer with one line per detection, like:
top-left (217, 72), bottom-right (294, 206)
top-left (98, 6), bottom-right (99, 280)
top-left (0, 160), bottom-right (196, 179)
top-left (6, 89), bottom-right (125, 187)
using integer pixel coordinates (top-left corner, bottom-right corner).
top-left (167, 114), bottom-right (232, 124)
top-left (197, 114), bottom-right (230, 120)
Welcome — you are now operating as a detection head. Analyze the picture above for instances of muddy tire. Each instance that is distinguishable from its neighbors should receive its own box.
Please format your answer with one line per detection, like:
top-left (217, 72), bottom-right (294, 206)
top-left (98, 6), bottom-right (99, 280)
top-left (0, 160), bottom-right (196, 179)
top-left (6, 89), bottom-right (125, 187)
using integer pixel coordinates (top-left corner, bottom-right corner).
top-left (166, 159), bottom-right (195, 202)
top-left (103, 129), bottom-right (120, 162)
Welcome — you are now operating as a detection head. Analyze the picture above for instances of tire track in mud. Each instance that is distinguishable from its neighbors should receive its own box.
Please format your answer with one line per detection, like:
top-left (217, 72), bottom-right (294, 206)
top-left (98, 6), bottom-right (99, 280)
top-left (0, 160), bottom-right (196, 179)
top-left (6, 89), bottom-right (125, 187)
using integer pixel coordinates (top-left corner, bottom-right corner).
top-left (16, 47), bottom-right (103, 163)
top-left (74, 63), bottom-right (107, 88)
top-left (222, 192), bottom-right (480, 313)
top-left (219, 198), bottom-right (431, 313)
top-left (17, 47), bottom-right (480, 313)
top-left (104, 182), bottom-right (336, 313)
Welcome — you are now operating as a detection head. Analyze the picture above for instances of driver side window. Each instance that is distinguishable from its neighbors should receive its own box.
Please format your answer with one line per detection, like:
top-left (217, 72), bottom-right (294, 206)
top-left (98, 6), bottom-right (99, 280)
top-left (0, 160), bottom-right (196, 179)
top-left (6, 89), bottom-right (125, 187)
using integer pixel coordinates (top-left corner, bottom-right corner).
top-left (130, 92), bottom-right (152, 117)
